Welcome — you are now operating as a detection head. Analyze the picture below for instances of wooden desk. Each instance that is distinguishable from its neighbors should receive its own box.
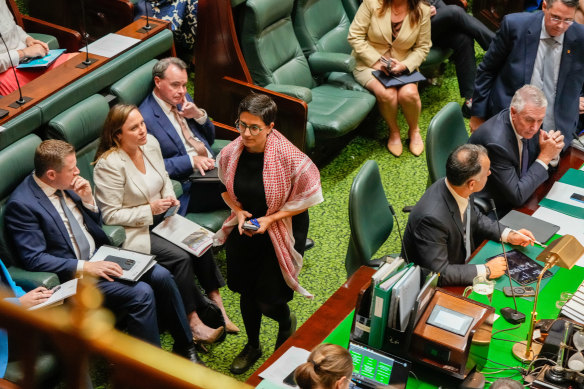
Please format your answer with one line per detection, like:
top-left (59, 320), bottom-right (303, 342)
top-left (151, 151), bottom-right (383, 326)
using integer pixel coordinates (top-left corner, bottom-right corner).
top-left (0, 16), bottom-right (171, 125)
top-left (246, 147), bottom-right (584, 387)
top-left (246, 266), bottom-right (375, 386)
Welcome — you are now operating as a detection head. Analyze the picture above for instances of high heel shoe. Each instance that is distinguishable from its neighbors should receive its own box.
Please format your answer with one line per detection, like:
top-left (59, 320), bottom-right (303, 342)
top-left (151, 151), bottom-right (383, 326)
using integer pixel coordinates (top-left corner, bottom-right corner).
top-left (225, 320), bottom-right (240, 334)
top-left (192, 325), bottom-right (224, 345)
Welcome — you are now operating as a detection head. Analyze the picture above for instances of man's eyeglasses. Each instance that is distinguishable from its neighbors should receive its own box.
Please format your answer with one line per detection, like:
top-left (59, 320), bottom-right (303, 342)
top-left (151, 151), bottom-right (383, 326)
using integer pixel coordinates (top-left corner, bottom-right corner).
top-left (550, 15), bottom-right (574, 25)
top-left (235, 120), bottom-right (266, 136)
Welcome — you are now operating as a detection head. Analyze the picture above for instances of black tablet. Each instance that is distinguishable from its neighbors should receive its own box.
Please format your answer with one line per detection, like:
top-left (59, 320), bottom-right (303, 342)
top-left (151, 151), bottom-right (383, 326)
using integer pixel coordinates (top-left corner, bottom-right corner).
top-left (486, 250), bottom-right (553, 286)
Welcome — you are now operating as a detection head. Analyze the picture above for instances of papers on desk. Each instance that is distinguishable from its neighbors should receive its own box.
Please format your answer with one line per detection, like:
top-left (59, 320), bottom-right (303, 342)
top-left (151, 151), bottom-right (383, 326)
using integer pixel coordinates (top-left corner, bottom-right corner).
top-left (560, 282), bottom-right (584, 324)
top-left (258, 346), bottom-right (310, 388)
top-left (29, 279), bottom-right (77, 311)
top-left (84, 33), bottom-right (140, 58)
top-left (532, 207), bottom-right (584, 236)
top-left (545, 182), bottom-right (584, 209)
top-left (89, 245), bottom-right (156, 281)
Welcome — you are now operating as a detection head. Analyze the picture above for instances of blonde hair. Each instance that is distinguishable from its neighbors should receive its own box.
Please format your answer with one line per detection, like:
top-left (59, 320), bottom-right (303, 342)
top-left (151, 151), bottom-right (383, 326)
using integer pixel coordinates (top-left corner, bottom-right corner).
top-left (94, 104), bottom-right (138, 163)
top-left (294, 344), bottom-right (353, 389)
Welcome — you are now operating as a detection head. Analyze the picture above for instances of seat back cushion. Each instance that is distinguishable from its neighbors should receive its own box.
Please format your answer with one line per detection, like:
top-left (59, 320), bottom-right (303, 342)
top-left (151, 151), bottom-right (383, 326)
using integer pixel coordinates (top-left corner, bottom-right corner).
top-left (47, 94), bottom-right (110, 150)
top-left (241, 0), bottom-right (314, 88)
top-left (110, 59), bottom-right (157, 105)
top-left (348, 160), bottom-right (393, 261)
top-left (426, 102), bottom-right (469, 184)
top-left (293, 0), bottom-right (352, 56)
top-left (0, 135), bottom-right (43, 266)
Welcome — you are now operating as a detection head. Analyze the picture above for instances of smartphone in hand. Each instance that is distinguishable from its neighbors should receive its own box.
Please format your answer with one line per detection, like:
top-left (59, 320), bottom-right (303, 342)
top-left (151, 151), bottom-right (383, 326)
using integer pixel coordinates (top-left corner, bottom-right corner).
top-left (243, 218), bottom-right (260, 231)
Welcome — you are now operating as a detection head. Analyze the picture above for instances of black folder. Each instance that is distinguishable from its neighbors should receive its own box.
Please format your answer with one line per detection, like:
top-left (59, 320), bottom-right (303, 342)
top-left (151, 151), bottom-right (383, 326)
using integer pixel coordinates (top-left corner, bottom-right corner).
top-left (500, 210), bottom-right (560, 244)
top-left (372, 70), bottom-right (426, 88)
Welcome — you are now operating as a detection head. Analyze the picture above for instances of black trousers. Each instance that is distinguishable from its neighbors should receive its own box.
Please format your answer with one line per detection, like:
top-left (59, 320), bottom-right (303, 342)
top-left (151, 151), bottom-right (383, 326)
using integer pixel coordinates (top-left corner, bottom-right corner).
top-left (149, 232), bottom-right (225, 315)
top-left (187, 181), bottom-right (228, 213)
top-left (431, 0), bottom-right (495, 98)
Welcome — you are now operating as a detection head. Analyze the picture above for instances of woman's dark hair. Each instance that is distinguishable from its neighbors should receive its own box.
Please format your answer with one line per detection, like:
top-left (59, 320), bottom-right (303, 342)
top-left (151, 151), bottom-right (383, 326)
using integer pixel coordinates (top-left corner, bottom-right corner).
top-left (237, 93), bottom-right (277, 126)
top-left (378, 0), bottom-right (423, 26)
top-left (294, 344), bottom-right (353, 389)
top-left (94, 104), bottom-right (138, 162)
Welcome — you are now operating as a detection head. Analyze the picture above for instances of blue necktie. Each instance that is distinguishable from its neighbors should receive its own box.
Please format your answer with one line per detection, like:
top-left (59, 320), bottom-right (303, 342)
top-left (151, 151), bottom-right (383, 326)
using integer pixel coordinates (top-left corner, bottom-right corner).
top-left (55, 190), bottom-right (91, 261)
top-left (521, 139), bottom-right (529, 177)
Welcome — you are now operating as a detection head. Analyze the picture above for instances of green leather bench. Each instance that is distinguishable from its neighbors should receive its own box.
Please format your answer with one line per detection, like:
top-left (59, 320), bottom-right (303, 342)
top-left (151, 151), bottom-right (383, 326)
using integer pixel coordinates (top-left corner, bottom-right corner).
top-left (0, 134), bottom-right (59, 290)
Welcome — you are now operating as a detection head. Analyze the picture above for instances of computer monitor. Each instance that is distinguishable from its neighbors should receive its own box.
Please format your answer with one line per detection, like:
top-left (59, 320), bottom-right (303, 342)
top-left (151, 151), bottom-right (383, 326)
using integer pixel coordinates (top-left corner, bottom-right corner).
top-left (348, 341), bottom-right (410, 389)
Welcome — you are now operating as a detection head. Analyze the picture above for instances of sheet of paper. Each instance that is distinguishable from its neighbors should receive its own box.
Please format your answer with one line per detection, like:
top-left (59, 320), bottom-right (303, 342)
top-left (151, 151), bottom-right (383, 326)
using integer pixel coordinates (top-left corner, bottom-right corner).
top-left (532, 207), bottom-right (584, 235)
top-left (84, 33), bottom-right (140, 58)
top-left (258, 346), bottom-right (310, 387)
top-left (545, 182), bottom-right (584, 209)
top-left (29, 279), bottom-right (77, 311)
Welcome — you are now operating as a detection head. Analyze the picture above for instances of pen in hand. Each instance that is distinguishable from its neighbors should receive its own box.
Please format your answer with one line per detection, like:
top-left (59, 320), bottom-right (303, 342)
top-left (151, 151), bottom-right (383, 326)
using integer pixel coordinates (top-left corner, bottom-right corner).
top-left (511, 229), bottom-right (547, 248)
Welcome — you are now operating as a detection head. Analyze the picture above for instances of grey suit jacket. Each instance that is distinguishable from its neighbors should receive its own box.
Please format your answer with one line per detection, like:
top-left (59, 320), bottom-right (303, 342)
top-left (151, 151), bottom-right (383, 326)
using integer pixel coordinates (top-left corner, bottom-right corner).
top-left (401, 179), bottom-right (502, 285)
top-left (93, 135), bottom-right (175, 253)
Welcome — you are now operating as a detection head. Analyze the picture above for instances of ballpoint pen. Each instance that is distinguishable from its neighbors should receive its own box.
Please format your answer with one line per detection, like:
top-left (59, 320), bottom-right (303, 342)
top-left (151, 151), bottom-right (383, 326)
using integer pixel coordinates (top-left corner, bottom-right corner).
top-left (511, 229), bottom-right (547, 248)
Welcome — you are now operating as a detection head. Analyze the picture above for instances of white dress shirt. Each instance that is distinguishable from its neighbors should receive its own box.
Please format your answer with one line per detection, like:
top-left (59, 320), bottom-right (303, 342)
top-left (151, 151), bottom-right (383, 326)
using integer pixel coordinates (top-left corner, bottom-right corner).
top-left (0, 0), bottom-right (28, 72)
top-left (509, 111), bottom-right (558, 169)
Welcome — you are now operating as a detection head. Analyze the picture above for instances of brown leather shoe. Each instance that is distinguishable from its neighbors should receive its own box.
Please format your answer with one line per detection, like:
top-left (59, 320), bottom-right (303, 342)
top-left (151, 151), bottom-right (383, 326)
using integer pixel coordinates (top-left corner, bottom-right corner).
top-left (192, 326), bottom-right (224, 345)
top-left (225, 320), bottom-right (240, 334)
top-left (386, 139), bottom-right (403, 157)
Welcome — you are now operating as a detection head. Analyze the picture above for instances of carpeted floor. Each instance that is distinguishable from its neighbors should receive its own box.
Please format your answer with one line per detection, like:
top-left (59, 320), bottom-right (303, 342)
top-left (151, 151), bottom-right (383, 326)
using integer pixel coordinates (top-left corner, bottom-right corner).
top-left (183, 47), bottom-right (484, 382)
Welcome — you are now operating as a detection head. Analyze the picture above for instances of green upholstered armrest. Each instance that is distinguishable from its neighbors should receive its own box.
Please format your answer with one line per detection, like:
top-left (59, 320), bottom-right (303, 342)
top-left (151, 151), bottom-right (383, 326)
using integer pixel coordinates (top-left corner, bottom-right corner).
top-left (171, 179), bottom-right (183, 198)
top-left (28, 33), bottom-right (59, 50)
top-left (211, 139), bottom-right (231, 155)
top-left (7, 266), bottom-right (59, 291)
top-left (102, 225), bottom-right (126, 247)
top-left (305, 122), bottom-right (315, 153)
top-left (307, 52), bottom-right (355, 74)
top-left (264, 84), bottom-right (312, 103)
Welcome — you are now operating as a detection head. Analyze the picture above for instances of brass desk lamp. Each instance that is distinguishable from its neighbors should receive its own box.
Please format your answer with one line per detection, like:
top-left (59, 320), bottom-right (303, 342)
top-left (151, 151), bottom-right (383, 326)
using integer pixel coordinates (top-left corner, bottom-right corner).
top-left (512, 235), bottom-right (584, 362)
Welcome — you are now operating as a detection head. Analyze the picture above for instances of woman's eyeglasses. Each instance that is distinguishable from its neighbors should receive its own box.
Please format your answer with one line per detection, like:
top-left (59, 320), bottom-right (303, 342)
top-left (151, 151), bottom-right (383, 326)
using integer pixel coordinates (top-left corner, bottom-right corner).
top-left (235, 120), bottom-right (265, 136)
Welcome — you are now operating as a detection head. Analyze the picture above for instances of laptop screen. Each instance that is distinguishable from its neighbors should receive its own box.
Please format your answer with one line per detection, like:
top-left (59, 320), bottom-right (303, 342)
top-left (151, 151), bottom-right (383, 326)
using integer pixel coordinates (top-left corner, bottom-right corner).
top-left (348, 341), bottom-right (410, 389)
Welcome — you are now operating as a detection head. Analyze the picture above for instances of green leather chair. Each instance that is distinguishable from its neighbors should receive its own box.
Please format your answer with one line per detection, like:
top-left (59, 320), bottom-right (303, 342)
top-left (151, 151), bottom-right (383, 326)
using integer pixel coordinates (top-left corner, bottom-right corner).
top-left (425, 102), bottom-right (469, 185)
top-left (240, 0), bottom-right (376, 141)
top-left (47, 94), bottom-right (126, 246)
top-left (346, 160), bottom-right (394, 277)
top-left (109, 64), bottom-right (231, 232)
top-left (0, 134), bottom-right (59, 290)
top-left (292, 0), bottom-right (367, 93)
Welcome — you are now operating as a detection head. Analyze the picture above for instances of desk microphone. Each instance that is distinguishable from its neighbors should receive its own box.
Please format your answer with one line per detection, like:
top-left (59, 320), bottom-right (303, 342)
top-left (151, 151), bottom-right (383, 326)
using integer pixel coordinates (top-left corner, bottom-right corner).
top-left (490, 199), bottom-right (526, 325)
top-left (76, 0), bottom-right (98, 69)
top-left (389, 204), bottom-right (409, 264)
top-left (137, 0), bottom-right (154, 33)
top-left (0, 32), bottom-right (32, 109)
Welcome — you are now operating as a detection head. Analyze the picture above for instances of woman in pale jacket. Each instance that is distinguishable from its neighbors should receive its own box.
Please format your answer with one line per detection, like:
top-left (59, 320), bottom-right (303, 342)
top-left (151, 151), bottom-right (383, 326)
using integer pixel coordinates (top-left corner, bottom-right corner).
top-left (348, 0), bottom-right (431, 157)
top-left (93, 104), bottom-right (238, 345)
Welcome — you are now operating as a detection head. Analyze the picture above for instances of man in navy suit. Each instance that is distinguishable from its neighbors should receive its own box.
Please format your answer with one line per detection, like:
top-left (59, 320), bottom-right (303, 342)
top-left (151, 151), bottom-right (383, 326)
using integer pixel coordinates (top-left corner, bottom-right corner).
top-left (139, 57), bottom-right (224, 215)
top-left (469, 85), bottom-right (564, 217)
top-left (470, 0), bottom-right (584, 146)
top-left (4, 140), bottom-right (202, 364)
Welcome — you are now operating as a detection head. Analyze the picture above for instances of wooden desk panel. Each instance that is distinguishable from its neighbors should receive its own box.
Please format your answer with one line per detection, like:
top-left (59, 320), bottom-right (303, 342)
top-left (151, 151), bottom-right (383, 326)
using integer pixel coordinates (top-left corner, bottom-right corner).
top-left (0, 17), bottom-right (171, 125)
top-left (246, 266), bottom-right (375, 386)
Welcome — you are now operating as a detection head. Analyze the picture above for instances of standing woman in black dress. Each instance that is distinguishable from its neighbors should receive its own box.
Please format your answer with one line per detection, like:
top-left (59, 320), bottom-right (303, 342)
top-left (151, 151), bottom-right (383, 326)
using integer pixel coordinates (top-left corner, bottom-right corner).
top-left (215, 94), bottom-right (323, 374)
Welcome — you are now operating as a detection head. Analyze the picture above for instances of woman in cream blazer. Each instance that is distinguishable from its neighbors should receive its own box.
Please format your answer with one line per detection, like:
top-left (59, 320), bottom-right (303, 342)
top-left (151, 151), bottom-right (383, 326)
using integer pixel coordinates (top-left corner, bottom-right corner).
top-left (94, 104), bottom-right (236, 344)
top-left (348, 0), bottom-right (431, 157)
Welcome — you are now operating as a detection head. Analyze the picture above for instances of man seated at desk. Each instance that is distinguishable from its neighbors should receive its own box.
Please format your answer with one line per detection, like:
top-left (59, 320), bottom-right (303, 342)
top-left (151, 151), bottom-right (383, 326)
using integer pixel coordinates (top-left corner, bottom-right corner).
top-left (402, 144), bottom-right (535, 286)
top-left (0, 0), bottom-right (76, 95)
top-left (139, 57), bottom-right (224, 215)
top-left (469, 85), bottom-right (564, 217)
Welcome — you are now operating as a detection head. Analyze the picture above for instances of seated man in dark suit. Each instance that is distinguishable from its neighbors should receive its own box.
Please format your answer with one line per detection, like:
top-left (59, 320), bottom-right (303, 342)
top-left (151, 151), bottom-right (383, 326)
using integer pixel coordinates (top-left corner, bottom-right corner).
top-left (470, 0), bottom-right (584, 147)
top-left (469, 85), bottom-right (564, 217)
top-left (4, 140), bottom-right (202, 364)
top-left (139, 57), bottom-right (224, 215)
top-left (402, 144), bottom-right (535, 286)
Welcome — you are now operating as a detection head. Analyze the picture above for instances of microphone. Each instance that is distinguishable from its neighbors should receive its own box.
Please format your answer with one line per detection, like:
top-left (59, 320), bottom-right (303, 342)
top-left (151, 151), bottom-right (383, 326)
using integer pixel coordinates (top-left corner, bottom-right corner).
top-left (137, 0), bottom-right (156, 33)
top-left (490, 199), bottom-right (525, 324)
top-left (389, 204), bottom-right (409, 264)
top-left (76, 0), bottom-right (98, 69)
top-left (0, 32), bottom-right (32, 108)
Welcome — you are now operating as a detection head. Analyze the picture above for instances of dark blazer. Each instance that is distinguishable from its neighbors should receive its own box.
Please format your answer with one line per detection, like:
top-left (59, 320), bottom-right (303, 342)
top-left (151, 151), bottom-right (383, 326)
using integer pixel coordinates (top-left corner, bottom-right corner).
top-left (472, 11), bottom-right (584, 143)
top-left (5, 175), bottom-right (109, 281)
top-left (401, 179), bottom-right (501, 285)
top-left (469, 109), bottom-right (549, 216)
top-left (139, 92), bottom-right (216, 214)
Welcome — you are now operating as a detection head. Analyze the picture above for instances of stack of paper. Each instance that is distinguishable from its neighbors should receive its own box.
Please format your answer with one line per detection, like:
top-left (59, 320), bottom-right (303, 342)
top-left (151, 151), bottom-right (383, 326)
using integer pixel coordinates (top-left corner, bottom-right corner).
top-left (561, 282), bottom-right (584, 324)
top-left (89, 245), bottom-right (156, 281)
top-left (152, 214), bottom-right (214, 257)
top-left (29, 279), bottom-right (77, 311)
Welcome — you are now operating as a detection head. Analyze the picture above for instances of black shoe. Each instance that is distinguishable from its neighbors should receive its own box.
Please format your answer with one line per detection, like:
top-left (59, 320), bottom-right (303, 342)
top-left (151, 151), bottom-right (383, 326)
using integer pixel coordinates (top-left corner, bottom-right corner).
top-left (461, 98), bottom-right (472, 119)
top-left (275, 313), bottom-right (297, 351)
top-left (230, 344), bottom-right (262, 374)
top-left (305, 238), bottom-right (315, 251)
top-left (176, 344), bottom-right (206, 366)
